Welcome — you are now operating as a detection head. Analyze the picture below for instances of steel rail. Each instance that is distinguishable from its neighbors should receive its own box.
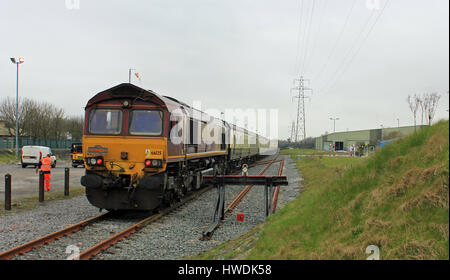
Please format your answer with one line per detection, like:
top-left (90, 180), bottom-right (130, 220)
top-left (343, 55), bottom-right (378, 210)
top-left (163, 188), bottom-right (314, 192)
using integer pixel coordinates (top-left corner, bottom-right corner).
top-left (225, 155), bottom-right (280, 213)
top-left (0, 211), bottom-right (111, 260)
top-left (248, 159), bottom-right (282, 168)
top-left (0, 157), bottom-right (274, 260)
top-left (271, 156), bottom-right (285, 214)
top-left (73, 185), bottom-right (214, 260)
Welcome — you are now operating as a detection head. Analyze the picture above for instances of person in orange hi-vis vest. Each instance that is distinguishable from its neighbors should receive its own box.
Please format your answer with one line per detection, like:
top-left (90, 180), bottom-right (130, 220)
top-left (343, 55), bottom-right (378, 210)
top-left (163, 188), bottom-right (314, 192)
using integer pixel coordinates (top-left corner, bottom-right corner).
top-left (36, 154), bottom-right (53, 191)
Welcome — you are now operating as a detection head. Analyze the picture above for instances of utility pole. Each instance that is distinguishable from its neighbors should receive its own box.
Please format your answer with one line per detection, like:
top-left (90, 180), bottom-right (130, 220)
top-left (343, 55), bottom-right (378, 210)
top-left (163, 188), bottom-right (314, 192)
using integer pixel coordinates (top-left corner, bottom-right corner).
top-left (291, 76), bottom-right (313, 142)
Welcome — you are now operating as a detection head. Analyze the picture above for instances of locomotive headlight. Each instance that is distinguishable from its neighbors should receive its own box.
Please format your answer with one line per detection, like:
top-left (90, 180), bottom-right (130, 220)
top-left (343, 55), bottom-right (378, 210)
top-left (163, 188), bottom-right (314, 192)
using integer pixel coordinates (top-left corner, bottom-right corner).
top-left (123, 101), bottom-right (130, 108)
top-left (144, 159), bottom-right (162, 168)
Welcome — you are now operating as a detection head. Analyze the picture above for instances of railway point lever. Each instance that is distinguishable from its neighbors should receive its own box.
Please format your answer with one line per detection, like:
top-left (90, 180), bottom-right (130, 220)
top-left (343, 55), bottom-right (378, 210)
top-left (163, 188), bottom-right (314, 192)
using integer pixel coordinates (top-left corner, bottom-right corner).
top-left (200, 174), bottom-right (288, 240)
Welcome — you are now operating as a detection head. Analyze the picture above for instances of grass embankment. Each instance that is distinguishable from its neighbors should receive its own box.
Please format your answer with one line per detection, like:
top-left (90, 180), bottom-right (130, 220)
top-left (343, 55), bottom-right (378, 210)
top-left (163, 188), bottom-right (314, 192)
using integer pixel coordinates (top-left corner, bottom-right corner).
top-left (0, 187), bottom-right (85, 216)
top-left (192, 120), bottom-right (449, 260)
top-left (280, 149), bottom-right (330, 156)
top-left (0, 151), bottom-right (17, 164)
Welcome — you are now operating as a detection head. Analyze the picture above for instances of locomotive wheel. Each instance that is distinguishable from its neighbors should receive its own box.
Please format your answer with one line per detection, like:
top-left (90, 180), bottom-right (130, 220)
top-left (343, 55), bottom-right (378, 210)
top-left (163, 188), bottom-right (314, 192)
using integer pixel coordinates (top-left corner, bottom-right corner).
top-left (163, 190), bottom-right (175, 207)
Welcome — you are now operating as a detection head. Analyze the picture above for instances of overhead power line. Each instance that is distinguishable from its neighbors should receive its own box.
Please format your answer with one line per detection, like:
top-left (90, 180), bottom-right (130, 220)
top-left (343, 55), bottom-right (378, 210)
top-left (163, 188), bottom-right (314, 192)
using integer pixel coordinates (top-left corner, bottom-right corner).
top-left (293, 0), bottom-right (305, 76)
top-left (299, 0), bottom-right (317, 76)
top-left (303, 0), bottom-right (329, 77)
top-left (318, 0), bottom-right (390, 95)
top-left (312, 0), bottom-right (358, 83)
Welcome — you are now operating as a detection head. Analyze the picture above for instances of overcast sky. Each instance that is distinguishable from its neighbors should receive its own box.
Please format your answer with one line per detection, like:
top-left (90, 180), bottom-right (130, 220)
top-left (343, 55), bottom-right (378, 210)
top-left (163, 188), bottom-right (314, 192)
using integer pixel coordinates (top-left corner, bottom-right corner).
top-left (1, 0), bottom-right (448, 139)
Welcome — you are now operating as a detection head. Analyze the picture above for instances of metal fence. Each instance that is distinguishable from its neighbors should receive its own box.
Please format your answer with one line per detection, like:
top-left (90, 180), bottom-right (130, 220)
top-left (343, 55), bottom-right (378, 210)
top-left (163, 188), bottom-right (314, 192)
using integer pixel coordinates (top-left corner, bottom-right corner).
top-left (0, 137), bottom-right (81, 150)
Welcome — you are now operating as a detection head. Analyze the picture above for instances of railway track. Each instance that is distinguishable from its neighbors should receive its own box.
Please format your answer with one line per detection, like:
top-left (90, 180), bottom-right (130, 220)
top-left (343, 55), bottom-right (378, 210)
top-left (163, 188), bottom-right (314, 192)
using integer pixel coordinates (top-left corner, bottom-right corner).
top-left (0, 186), bottom-right (213, 260)
top-left (78, 156), bottom-right (284, 259)
top-left (0, 156), bottom-right (277, 260)
top-left (199, 154), bottom-right (285, 240)
top-left (0, 212), bottom-right (111, 260)
top-left (271, 157), bottom-right (285, 214)
top-left (227, 155), bottom-right (285, 214)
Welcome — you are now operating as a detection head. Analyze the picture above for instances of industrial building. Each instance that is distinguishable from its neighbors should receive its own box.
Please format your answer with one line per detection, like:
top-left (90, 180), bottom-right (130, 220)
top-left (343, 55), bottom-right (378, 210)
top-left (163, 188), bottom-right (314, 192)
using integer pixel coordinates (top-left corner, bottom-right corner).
top-left (315, 125), bottom-right (426, 151)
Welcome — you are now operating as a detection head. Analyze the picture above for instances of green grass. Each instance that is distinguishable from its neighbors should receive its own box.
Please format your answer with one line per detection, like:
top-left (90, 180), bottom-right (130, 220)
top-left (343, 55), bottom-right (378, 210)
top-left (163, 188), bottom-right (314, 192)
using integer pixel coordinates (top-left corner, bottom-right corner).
top-left (192, 120), bottom-right (449, 260)
top-left (0, 187), bottom-right (85, 216)
top-left (280, 149), bottom-right (330, 156)
top-left (0, 151), bottom-right (17, 164)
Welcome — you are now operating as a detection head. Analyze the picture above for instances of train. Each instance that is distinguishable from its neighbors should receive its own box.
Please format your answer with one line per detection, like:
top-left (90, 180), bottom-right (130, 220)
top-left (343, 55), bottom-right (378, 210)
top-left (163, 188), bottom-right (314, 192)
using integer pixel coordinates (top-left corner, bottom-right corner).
top-left (80, 83), bottom-right (276, 211)
top-left (70, 142), bottom-right (83, 168)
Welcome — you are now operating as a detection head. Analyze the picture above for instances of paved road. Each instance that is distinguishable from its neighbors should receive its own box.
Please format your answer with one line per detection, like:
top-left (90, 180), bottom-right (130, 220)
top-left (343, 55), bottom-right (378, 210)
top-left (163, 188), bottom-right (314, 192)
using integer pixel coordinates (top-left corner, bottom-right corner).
top-left (0, 161), bottom-right (85, 200)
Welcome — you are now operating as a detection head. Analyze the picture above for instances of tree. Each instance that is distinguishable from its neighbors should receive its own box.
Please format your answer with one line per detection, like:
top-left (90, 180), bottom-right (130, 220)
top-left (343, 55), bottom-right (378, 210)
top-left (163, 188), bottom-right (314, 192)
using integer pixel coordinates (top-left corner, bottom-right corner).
top-left (0, 97), bottom-right (84, 140)
top-left (425, 93), bottom-right (441, 125)
top-left (418, 96), bottom-right (425, 125)
top-left (407, 94), bottom-right (421, 130)
top-left (0, 97), bottom-right (35, 137)
top-left (64, 116), bottom-right (84, 139)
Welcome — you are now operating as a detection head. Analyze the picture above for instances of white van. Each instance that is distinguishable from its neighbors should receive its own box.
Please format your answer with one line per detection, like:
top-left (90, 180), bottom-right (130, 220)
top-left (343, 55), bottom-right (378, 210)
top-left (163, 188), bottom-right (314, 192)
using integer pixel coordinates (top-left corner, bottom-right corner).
top-left (21, 146), bottom-right (57, 168)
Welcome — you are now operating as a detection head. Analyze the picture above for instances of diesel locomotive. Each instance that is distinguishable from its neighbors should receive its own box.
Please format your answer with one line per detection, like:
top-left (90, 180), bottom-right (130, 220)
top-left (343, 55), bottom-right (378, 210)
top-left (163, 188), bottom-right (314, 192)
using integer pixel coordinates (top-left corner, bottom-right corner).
top-left (80, 83), bottom-right (275, 210)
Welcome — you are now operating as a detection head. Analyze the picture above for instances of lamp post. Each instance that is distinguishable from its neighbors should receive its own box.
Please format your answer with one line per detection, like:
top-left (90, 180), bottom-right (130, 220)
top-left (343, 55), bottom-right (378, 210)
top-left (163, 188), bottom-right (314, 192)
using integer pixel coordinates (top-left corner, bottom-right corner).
top-left (329, 117), bottom-right (339, 133)
top-left (397, 118), bottom-right (400, 129)
top-left (10, 57), bottom-right (24, 159)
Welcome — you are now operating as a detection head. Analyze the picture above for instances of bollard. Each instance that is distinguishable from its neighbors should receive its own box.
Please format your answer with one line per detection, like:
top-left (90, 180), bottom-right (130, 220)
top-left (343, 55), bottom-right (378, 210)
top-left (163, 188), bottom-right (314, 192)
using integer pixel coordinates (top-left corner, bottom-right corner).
top-left (64, 168), bottom-right (70, 196)
top-left (39, 171), bottom-right (44, 202)
top-left (5, 174), bottom-right (11, 211)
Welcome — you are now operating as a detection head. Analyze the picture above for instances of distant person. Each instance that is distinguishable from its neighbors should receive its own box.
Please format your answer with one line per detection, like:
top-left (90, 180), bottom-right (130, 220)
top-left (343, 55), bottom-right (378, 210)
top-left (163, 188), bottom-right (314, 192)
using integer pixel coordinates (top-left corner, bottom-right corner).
top-left (358, 145), bottom-right (364, 157)
top-left (36, 154), bottom-right (53, 191)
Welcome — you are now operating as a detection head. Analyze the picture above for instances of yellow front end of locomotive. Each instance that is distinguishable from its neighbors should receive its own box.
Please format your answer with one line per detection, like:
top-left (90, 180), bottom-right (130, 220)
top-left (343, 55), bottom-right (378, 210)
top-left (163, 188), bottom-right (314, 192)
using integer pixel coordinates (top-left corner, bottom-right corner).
top-left (82, 135), bottom-right (167, 181)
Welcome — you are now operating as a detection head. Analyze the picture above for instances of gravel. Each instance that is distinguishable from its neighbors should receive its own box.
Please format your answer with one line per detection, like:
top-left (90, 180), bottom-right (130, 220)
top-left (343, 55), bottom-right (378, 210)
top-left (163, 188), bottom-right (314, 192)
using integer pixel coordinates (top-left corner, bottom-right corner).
top-left (0, 196), bottom-right (99, 254)
top-left (93, 155), bottom-right (302, 260)
top-left (13, 211), bottom-right (149, 260)
top-left (0, 154), bottom-right (302, 260)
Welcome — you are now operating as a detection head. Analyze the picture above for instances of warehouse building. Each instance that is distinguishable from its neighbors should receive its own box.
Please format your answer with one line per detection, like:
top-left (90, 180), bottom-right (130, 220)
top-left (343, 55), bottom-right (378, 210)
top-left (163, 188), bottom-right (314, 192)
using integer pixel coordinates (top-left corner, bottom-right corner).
top-left (315, 125), bottom-right (425, 151)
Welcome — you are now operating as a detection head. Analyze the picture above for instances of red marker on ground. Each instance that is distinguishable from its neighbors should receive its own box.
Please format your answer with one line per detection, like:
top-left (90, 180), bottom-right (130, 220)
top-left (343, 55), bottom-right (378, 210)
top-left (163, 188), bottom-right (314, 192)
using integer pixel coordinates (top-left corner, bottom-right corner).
top-left (237, 213), bottom-right (244, 222)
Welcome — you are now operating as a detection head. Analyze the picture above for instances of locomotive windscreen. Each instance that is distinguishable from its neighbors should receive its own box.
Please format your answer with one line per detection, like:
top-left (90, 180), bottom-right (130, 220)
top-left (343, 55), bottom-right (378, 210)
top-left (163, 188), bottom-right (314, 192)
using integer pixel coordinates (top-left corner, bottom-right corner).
top-left (89, 109), bottom-right (123, 135)
top-left (129, 110), bottom-right (163, 136)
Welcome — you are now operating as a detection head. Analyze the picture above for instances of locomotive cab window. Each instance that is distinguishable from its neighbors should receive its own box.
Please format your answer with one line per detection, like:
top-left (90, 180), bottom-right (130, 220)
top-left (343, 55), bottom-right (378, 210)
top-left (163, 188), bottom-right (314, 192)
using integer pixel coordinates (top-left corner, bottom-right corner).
top-left (89, 109), bottom-right (123, 135)
top-left (129, 110), bottom-right (163, 136)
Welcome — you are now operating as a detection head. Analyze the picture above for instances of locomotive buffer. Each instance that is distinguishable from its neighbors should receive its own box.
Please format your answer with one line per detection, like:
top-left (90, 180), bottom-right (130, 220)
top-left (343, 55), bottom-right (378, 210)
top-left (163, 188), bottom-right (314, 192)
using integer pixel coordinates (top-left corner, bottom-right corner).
top-left (201, 170), bottom-right (288, 240)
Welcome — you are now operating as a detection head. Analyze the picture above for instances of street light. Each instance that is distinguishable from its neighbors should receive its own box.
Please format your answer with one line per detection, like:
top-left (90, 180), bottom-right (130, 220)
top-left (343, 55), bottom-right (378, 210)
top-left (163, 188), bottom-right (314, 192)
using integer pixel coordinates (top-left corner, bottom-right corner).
top-left (10, 57), bottom-right (25, 159)
top-left (329, 117), bottom-right (340, 133)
